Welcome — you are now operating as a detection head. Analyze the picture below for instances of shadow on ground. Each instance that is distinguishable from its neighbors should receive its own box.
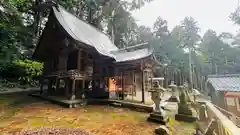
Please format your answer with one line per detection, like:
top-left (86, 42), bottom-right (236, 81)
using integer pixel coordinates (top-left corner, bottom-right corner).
top-left (0, 92), bottom-right (195, 135)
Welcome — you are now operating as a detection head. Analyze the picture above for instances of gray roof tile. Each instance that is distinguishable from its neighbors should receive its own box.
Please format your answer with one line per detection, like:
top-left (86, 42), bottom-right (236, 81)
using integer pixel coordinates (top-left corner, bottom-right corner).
top-left (53, 6), bottom-right (118, 58)
top-left (52, 6), bottom-right (154, 62)
top-left (207, 74), bottom-right (240, 92)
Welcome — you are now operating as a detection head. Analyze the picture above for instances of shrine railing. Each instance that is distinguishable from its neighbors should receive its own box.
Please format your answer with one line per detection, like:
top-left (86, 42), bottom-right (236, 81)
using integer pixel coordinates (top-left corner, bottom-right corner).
top-left (203, 101), bottom-right (240, 135)
top-left (213, 105), bottom-right (240, 127)
top-left (44, 70), bottom-right (92, 79)
top-left (197, 99), bottom-right (240, 135)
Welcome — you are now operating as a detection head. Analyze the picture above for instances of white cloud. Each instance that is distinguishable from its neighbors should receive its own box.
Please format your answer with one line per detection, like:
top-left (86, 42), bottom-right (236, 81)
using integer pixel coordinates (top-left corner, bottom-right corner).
top-left (131, 0), bottom-right (240, 36)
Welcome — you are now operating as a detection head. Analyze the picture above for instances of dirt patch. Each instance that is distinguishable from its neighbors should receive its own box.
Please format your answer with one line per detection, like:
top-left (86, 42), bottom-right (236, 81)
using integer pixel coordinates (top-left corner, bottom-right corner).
top-left (15, 128), bottom-right (91, 135)
top-left (0, 93), bottom-right (196, 135)
top-left (91, 121), bottom-right (156, 135)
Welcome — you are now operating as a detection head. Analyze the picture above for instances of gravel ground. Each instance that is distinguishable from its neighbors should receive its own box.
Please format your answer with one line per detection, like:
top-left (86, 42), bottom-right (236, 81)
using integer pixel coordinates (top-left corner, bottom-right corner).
top-left (15, 128), bottom-right (92, 135)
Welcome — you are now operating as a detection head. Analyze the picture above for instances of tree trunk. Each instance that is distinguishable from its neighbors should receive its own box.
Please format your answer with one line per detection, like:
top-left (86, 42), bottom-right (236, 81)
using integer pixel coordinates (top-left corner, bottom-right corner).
top-left (88, 7), bottom-right (93, 25)
top-left (33, 0), bottom-right (42, 36)
top-left (188, 48), bottom-right (193, 91)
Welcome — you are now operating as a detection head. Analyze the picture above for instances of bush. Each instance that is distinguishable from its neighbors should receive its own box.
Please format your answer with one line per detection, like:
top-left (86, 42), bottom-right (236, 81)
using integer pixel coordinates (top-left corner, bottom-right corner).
top-left (0, 59), bottom-right (43, 86)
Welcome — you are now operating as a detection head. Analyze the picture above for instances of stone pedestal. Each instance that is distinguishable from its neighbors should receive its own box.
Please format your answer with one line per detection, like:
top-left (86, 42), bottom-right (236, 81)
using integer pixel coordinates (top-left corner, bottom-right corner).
top-left (175, 104), bottom-right (198, 122)
top-left (175, 113), bottom-right (197, 123)
top-left (148, 111), bottom-right (169, 125)
top-left (167, 96), bottom-right (179, 102)
top-left (175, 86), bottom-right (198, 123)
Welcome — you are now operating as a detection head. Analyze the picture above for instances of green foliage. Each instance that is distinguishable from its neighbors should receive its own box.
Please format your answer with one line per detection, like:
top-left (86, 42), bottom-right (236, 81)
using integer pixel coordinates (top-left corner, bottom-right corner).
top-left (0, 59), bottom-right (43, 86)
top-left (2, 0), bottom-right (240, 91)
top-left (199, 29), bottom-right (240, 75)
top-left (0, 0), bottom-right (36, 66)
top-left (230, 7), bottom-right (240, 25)
top-left (179, 17), bottom-right (201, 49)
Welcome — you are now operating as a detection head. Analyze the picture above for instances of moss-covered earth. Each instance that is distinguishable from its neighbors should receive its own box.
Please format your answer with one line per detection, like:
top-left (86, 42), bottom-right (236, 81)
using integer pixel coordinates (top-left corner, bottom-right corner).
top-left (0, 92), bottom-right (195, 135)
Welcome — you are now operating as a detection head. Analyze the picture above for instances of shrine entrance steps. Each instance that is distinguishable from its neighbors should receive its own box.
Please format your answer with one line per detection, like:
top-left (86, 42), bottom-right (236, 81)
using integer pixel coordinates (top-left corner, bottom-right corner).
top-left (30, 92), bottom-right (85, 108)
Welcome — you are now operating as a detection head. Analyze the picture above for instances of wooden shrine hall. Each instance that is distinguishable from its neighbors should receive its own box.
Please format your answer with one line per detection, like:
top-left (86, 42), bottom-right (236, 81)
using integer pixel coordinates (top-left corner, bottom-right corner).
top-left (32, 5), bottom-right (160, 105)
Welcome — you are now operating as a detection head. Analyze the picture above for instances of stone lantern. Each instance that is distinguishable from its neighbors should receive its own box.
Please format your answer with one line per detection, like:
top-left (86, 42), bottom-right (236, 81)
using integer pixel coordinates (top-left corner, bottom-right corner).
top-left (175, 85), bottom-right (197, 122)
top-left (183, 82), bottom-right (192, 102)
top-left (167, 81), bottom-right (179, 102)
top-left (147, 81), bottom-right (169, 125)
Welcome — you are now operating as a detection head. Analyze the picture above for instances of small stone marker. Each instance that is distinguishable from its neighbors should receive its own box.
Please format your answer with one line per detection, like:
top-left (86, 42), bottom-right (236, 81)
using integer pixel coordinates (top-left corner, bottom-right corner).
top-left (155, 125), bottom-right (170, 135)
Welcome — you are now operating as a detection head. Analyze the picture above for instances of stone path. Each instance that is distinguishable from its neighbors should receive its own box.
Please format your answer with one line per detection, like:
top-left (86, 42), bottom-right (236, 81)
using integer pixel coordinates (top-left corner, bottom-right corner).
top-left (0, 87), bottom-right (39, 94)
top-left (125, 91), bottom-right (172, 104)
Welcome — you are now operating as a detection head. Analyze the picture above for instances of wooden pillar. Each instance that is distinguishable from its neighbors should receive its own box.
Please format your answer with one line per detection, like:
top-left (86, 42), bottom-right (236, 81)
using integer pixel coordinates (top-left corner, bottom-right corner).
top-left (82, 80), bottom-right (85, 89)
top-left (150, 70), bottom-right (153, 89)
top-left (71, 79), bottom-right (76, 100)
top-left (48, 78), bottom-right (53, 93)
top-left (40, 78), bottom-right (44, 94)
top-left (77, 49), bottom-right (81, 71)
top-left (65, 79), bottom-right (69, 99)
top-left (141, 61), bottom-right (145, 103)
top-left (132, 69), bottom-right (134, 100)
top-left (121, 71), bottom-right (124, 100)
top-left (76, 49), bottom-right (82, 97)
top-left (92, 59), bottom-right (96, 92)
top-left (132, 69), bottom-right (135, 96)
top-left (141, 70), bottom-right (145, 103)
top-left (55, 78), bottom-right (60, 92)
top-left (82, 50), bottom-right (87, 90)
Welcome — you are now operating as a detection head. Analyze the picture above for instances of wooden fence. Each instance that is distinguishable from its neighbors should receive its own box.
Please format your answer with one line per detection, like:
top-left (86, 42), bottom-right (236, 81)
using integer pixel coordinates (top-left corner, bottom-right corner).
top-left (199, 101), bottom-right (240, 135)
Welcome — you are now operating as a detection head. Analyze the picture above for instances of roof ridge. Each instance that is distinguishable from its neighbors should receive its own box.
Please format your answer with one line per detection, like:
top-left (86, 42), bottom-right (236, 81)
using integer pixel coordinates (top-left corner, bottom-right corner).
top-left (208, 74), bottom-right (240, 78)
top-left (117, 42), bottom-right (149, 51)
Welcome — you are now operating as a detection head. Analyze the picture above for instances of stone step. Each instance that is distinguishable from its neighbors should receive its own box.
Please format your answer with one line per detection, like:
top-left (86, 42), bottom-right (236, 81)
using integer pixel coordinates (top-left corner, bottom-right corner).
top-left (111, 102), bottom-right (122, 107)
top-left (150, 113), bottom-right (165, 120)
top-left (147, 117), bottom-right (169, 125)
top-left (148, 112), bottom-right (169, 125)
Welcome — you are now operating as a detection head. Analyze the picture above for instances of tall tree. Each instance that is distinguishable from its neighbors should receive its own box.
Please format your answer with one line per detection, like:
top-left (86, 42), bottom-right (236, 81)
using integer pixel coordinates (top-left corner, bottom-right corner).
top-left (179, 17), bottom-right (201, 91)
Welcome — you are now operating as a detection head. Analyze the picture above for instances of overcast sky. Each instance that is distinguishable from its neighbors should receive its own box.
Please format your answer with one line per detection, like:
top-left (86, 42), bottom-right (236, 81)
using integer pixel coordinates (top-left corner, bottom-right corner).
top-left (131, 0), bottom-right (240, 36)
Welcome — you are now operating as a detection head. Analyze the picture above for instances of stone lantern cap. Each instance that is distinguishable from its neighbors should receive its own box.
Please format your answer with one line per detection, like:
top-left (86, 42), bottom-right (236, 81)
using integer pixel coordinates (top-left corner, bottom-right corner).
top-left (169, 81), bottom-right (177, 88)
top-left (149, 86), bottom-right (165, 92)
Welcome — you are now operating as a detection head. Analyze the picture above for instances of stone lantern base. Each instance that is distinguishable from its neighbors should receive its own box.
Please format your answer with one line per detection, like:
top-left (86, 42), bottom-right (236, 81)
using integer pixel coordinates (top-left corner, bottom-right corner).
top-left (175, 114), bottom-right (198, 122)
top-left (147, 111), bottom-right (169, 125)
top-left (175, 105), bottom-right (198, 122)
top-left (167, 96), bottom-right (179, 102)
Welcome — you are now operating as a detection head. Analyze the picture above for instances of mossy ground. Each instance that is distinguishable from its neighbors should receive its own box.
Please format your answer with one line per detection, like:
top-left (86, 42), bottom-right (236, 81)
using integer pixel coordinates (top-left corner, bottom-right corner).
top-left (0, 92), bottom-right (195, 135)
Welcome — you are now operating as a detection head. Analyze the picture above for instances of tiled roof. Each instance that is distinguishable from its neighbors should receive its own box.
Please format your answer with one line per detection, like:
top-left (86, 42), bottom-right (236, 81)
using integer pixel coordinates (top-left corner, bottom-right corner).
top-left (112, 47), bottom-right (153, 62)
top-left (52, 5), bottom-right (154, 62)
top-left (53, 6), bottom-right (118, 58)
top-left (207, 74), bottom-right (240, 92)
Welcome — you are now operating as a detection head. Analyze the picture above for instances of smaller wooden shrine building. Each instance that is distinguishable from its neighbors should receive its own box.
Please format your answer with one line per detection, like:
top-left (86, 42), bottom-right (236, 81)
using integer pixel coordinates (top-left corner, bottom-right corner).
top-left (206, 74), bottom-right (240, 117)
top-left (33, 5), bottom-right (159, 104)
